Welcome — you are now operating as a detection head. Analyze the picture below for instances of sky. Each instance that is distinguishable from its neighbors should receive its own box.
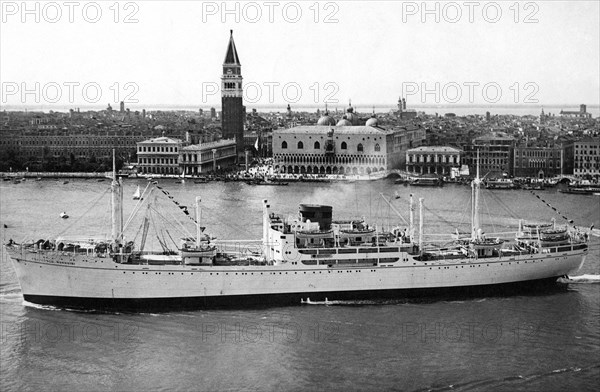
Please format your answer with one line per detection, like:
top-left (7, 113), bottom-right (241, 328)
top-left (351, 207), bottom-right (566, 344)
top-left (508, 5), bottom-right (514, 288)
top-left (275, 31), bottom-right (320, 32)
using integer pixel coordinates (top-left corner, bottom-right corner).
top-left (1, 0), bottom-right (599, 111)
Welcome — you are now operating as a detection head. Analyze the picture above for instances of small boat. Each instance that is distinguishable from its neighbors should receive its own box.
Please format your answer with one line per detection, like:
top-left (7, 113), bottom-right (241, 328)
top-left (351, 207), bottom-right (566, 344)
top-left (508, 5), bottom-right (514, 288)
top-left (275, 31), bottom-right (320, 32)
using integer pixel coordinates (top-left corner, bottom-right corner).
top-left (59, 212), bottom-right (69, 219)
top-left (133, 185), bottom-right (142, 200)
top-left (63, 181), bottom-right (69, 185)
top-left (559, 185), bottom-right (600, 195)
top-left (256, 180), bottom-right (288, 186)
top-left (409, 176), bottom-right (442, 187)
top-left (540, 227), bottom-right (570, 246)
top-left (301, 297), bottom-right (331, 305)
top-left (485, 178), bottom-right (518, 189)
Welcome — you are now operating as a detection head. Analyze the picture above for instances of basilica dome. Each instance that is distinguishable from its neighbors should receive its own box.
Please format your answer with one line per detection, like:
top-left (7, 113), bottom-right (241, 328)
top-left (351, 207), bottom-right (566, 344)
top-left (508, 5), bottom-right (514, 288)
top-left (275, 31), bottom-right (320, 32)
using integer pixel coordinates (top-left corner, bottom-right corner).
top-left (317, 113), bottom-right (336, 126)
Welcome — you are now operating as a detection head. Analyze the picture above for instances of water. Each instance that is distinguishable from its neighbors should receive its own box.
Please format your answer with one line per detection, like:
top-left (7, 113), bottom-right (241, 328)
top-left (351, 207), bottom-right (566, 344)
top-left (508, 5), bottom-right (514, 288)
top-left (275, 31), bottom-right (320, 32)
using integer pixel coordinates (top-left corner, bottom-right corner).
top-left (1, 179), bottom-right (599, 391)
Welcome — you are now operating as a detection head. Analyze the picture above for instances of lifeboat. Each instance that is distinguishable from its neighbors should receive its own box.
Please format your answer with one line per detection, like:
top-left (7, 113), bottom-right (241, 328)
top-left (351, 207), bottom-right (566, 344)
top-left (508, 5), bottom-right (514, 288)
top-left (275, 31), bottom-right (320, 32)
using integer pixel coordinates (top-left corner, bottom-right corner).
top-left (540, 228), bottom-right (570, 246)
top-left (296, 229), bottom-right (334, 239)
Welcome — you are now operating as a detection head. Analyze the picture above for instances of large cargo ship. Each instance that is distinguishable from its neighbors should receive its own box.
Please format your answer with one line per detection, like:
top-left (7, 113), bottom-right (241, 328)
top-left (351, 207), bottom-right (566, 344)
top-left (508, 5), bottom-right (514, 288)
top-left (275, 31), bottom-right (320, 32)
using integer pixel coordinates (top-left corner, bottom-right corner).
top-left (4, 157), bottom-right (588, 311)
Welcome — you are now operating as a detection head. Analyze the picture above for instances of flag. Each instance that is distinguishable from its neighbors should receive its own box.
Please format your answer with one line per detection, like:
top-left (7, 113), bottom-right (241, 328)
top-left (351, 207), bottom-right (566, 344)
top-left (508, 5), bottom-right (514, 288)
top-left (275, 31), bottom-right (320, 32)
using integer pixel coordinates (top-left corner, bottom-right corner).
top-left (254, 137), bottom-right (259, 151)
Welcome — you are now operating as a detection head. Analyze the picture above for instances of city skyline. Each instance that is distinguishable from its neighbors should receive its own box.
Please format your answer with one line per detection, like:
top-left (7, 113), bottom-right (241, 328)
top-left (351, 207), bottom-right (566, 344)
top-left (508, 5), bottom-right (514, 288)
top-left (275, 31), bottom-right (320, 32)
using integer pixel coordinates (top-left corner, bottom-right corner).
top-left (1, 1), bottom-right (599, 109)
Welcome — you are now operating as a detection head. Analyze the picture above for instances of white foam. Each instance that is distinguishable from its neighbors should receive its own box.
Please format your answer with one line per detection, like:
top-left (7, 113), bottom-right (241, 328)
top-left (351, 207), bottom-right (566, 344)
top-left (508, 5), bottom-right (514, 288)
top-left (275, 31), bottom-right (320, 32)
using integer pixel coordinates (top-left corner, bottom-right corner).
top-left (564, 274), bottom-right (600, 283)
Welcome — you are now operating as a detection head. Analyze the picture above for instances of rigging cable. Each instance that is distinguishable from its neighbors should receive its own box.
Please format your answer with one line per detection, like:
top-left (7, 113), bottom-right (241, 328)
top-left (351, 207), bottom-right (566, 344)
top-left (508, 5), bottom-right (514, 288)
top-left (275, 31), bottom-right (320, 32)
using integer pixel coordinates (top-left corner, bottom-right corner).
top-left (528, 189), bottom-right (575, 225)
top-left (481, 193), bottom-right (497, 234)
top-left (55, 187), bottom-right (111, 238)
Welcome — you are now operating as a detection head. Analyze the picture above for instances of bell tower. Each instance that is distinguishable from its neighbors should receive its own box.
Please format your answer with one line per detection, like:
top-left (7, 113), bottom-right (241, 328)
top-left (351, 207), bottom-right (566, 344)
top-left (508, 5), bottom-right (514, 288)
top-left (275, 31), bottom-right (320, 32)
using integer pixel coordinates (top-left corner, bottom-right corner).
top-left (221, 30), bottom-right (244, 159)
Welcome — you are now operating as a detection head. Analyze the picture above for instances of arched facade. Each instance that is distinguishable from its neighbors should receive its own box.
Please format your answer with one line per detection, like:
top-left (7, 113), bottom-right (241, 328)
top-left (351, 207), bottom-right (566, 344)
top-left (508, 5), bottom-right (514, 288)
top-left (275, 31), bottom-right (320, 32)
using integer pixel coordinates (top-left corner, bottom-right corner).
top-left (272, 125), bottom-right (403, 176)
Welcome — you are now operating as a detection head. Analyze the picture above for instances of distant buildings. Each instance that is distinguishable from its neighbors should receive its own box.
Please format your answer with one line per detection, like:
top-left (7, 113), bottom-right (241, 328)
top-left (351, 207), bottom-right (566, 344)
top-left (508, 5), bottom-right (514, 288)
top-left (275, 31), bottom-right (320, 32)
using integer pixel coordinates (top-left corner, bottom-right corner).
top-left (221, 30), bottom-right (245, 160)
top-left (560, 104), bottom-right (592, 119)
top-left (396, 96), bottom-right (417, 120)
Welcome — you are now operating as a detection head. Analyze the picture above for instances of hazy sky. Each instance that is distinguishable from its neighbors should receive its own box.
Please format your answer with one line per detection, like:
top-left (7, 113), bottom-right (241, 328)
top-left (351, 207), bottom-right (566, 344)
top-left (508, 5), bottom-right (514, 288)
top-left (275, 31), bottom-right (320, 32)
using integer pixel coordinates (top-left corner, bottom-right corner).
top-left (1, 0), bottom-right (599, 110)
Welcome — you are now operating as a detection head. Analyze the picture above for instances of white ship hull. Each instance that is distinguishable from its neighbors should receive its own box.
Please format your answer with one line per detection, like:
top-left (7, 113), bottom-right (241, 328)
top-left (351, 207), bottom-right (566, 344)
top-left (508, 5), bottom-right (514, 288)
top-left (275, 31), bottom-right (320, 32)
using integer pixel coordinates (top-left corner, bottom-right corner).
top-left (6, 244), bottom-right (586, 309)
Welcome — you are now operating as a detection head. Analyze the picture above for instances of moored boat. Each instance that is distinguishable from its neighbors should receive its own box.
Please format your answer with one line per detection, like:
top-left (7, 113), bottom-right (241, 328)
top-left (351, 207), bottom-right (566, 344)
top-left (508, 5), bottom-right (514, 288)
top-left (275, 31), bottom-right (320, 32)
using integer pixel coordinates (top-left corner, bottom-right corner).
top-left (559, 185), bottom-right (600, 195)
top-left (409, 175), bottom-right (442, 186)
top-left (485, 178), bottom-right (518, 189)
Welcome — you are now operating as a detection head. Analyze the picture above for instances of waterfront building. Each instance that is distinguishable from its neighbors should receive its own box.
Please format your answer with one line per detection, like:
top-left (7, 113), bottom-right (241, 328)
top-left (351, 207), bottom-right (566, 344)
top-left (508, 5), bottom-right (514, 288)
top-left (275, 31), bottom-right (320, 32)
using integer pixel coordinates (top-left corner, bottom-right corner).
top-left (574, 137), bottom-right (600, 178)
top-left (273, 125), bottom-right (389, 175)
top-left (180, 139), bottom-right (237, 175)
top-left (136, 136), bottom-right (182, 175)
top-left (406, 146), bottom-right (461, 176)
top-left (463, 134), bottom-right (516, 177)
top-left (0, 130), bottom-right (147, 166)
top-left (272, 109), bottom-right (425, 175)
top-left (221, 30), bottom-right (245, 160)
top-left (513, 144), bottom-right (569, 178)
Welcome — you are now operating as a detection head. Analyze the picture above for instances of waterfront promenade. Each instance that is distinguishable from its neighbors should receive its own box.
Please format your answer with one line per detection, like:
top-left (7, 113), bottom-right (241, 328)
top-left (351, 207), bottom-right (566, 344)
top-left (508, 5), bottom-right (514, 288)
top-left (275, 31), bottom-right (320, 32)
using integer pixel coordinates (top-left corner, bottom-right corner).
top-left (0, 171), bottom-right (111, 179)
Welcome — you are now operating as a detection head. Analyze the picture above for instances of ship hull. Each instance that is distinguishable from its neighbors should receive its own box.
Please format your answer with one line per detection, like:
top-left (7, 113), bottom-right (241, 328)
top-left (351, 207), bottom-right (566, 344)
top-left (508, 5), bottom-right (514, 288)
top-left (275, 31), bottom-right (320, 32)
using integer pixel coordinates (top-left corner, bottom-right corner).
top-left (22, 276), bottom-right (566, 311)
top-left (7, 245), bottom-right (586, 311)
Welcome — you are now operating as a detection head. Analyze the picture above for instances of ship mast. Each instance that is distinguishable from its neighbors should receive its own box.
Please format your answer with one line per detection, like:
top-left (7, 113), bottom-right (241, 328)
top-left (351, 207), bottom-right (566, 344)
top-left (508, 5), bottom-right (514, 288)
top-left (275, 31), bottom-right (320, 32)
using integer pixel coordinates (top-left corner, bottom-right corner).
top-left (110, 149), bottom-right (123, 248)
top-left (418, 197), bottom-right (424, 254)
top-left (471, 149), bottom-right (481, 241)
top-left (195, 197), bottom-right (202, 248)
top-left (409, 193), bottom-right (414, 243)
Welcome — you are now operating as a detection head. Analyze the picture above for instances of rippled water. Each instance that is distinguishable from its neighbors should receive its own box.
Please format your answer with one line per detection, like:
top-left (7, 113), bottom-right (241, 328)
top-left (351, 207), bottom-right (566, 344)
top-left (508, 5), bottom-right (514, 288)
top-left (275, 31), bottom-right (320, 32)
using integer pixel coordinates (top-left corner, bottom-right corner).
top-left (1, 178), bottom-right (599, 391)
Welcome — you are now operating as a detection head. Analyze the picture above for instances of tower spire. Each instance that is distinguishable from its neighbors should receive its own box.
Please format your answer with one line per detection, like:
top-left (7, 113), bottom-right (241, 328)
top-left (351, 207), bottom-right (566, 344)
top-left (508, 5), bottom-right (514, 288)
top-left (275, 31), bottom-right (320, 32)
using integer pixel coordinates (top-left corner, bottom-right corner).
top-left (223, 29), bottom-right (241, 65)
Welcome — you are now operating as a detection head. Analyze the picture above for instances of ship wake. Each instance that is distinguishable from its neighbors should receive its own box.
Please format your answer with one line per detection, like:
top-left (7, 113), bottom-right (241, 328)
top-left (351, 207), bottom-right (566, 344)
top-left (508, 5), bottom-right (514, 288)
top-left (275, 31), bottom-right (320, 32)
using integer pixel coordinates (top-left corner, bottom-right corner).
top-left (415, 363), bottom-right (600, 391)
top-left (558, 274), bottom-right (600, 284)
